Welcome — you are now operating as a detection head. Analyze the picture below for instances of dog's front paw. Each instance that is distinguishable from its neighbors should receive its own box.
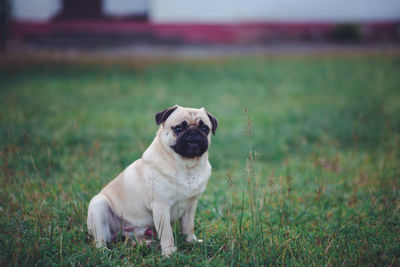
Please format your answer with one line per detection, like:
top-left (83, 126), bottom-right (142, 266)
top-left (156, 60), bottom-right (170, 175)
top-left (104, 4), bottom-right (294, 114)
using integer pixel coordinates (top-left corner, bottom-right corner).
top-left (185, 234), bottom-right (203, 243)
top-left (162, 246), bottom-right (177, 256)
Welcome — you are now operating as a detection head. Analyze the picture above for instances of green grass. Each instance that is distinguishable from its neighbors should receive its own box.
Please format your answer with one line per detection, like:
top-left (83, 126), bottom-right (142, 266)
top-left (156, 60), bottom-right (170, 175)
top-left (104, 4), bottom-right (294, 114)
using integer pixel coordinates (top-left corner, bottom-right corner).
top-left (1, 53), bottom-right (399, 266)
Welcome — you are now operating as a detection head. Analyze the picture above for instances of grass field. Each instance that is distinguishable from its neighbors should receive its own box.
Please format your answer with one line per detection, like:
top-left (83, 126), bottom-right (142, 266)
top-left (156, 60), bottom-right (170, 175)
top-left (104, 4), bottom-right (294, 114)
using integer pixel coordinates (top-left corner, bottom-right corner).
top-left (1, 53), bottom-right (399, 266)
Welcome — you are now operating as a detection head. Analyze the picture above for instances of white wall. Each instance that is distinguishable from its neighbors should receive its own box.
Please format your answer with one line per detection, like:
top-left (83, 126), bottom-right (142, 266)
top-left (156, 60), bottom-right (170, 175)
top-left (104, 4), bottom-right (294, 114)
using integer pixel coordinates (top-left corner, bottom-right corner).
top-left (103, 0), bottom-right (148, 17)
top-left (12, 0), bottom-right (400, 23)
top-left (13, 0), bottom-right (61, 21)
top-left (150, 0), bottom-right (400, 23)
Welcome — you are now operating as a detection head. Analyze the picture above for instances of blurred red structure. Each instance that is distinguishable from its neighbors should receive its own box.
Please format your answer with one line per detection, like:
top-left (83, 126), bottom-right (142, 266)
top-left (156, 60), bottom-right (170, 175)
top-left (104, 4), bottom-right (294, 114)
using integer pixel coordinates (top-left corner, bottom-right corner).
top-left (10, 20), bottom-right (399, 45)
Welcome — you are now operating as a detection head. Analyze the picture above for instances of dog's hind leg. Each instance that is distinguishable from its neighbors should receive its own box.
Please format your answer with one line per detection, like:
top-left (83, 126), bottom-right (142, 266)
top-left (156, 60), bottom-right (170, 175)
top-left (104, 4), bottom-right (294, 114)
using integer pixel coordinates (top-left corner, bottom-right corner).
top-left (87, 194), bottom-right (115, 248)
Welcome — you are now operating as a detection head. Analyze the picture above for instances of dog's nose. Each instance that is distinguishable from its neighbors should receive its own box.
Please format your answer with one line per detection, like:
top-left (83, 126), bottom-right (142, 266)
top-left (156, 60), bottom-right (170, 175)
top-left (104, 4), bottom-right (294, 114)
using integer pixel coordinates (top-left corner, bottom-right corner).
top-left (187, 129), bottom-right (200, 137)
top-left (186, 129), bottom-right (204, 140)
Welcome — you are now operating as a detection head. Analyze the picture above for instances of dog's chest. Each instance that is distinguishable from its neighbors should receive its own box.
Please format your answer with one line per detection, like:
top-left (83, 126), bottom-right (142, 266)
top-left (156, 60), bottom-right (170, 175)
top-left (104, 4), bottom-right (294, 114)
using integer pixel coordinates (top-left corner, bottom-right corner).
top-left (174, 166), bottom-right (209, 195)
top-left (159, 167), bottom-right (205, 209)
top-left (167, 170), bottom-right (204, 219)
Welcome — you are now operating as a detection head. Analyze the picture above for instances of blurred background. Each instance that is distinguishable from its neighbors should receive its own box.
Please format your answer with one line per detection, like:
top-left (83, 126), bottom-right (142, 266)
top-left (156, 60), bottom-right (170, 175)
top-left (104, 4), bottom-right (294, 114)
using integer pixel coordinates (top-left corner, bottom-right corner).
top-left (1, 0), bottom-right (400, 54)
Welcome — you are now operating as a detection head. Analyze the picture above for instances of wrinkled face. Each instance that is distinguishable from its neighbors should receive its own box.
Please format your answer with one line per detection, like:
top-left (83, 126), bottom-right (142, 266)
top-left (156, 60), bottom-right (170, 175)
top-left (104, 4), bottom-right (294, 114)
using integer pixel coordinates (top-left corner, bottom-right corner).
top-left (156, 106), bottom-right (217, 159)
top-left (170, 118), bottom-right (210, 158)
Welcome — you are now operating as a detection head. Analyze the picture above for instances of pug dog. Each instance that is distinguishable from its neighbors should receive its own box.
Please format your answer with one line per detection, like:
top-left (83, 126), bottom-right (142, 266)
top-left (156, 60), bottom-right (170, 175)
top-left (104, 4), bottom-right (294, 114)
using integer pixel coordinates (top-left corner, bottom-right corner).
top-left (87, 105), bottom-right (217, 256)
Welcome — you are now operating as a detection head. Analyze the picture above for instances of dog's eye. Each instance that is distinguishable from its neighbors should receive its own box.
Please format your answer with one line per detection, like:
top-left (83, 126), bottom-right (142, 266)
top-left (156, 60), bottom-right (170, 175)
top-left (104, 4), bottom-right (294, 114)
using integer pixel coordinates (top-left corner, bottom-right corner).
top-left (174, 126), bottom-right (183, 133)
top-left (198, 120), bottom-right (209, 134)
top-left (173, 121), bottom-right (187, 134)
top-left (201, 125), bottom-right (209, 133)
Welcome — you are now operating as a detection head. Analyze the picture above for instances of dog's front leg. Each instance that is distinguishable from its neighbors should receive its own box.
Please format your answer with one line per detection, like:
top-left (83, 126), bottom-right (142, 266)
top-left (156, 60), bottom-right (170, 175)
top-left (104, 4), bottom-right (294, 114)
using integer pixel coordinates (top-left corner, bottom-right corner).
top-left (180, 198), bottom-right (202, 243)
top-left (152, 204), bottom-right (176, 256)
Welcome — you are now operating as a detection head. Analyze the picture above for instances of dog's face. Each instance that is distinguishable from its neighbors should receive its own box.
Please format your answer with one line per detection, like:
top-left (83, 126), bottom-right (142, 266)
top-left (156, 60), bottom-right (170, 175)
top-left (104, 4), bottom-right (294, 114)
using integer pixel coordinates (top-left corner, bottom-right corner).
top-left (156, 105), bottom-right (217, 159)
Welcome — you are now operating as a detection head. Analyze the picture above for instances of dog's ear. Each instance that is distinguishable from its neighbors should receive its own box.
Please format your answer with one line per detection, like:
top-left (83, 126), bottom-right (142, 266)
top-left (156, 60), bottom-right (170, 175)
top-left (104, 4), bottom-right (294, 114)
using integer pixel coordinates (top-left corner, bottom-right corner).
top-left (155, 105), bottom-right (178, 125)
top-left (206, 111), bottom-right (218, 135)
